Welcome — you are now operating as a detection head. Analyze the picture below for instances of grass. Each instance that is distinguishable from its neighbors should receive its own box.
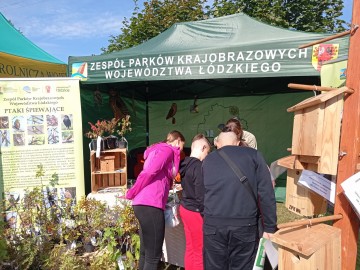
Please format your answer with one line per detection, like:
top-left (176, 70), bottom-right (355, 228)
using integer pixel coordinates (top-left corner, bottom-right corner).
top-left (276, 202), bottom-right (303, 224)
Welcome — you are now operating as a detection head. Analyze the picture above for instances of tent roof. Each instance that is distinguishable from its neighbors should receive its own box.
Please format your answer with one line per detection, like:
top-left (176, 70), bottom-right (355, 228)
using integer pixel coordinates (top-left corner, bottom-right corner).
top-left (123, 13), bottom-right (334, 53)
top-left (69, 13), bottom-right (349, 85)
top-left (0, 12), bottom-right (64, 64)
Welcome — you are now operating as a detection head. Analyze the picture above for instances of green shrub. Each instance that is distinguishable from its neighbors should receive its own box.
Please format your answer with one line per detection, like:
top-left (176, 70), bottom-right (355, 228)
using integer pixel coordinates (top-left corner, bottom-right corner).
top-left (0, 165), bottom-right (140, 269)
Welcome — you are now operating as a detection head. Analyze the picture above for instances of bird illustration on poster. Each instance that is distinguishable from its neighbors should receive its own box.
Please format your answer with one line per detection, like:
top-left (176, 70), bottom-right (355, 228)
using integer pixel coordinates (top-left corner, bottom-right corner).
top-left (63, 115), bottom-right (72, 129)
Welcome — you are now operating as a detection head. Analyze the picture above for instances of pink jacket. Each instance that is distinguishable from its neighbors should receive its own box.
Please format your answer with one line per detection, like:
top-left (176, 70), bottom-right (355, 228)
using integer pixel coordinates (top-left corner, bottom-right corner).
top-left (126, 142), bottom-right (181, 210)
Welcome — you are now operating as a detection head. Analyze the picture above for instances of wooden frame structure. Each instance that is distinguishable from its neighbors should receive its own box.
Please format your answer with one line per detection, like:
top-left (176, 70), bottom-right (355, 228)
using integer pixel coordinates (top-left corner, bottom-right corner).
top-left (333, 1), bottom-right (360, 269)
top-left (285, 3), bottom-right (360, 268)
top-left (278, 3), bottom-right (360, 268)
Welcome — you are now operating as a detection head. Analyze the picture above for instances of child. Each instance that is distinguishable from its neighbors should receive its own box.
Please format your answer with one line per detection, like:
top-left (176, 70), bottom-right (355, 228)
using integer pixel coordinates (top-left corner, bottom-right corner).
top-left (179, 133), bottom-right (211, 270)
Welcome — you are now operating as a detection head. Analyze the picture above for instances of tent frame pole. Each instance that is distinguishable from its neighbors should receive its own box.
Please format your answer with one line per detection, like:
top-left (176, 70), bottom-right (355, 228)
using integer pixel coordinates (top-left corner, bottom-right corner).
top-left (145, 86), bottom-right (150, 146)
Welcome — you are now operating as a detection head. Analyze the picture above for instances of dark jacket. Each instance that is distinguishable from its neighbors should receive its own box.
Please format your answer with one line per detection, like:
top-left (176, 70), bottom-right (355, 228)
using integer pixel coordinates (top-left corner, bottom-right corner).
top-left (202, 145), bottom-right (277, 233)
top-left (179, 156), bottom-right (204, 214)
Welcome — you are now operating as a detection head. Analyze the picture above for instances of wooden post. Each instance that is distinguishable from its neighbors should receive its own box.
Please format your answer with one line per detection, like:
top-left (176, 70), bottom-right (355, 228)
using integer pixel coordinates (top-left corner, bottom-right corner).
top-left (333, 1), bottom-right (360, 269)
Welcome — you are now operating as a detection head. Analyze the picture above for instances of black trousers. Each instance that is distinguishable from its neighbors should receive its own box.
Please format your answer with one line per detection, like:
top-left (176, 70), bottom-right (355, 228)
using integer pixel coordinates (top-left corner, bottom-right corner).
top-left (133, 205), bottom-right (165, 270)
top-left (203, 223), bottom-right (258, 270)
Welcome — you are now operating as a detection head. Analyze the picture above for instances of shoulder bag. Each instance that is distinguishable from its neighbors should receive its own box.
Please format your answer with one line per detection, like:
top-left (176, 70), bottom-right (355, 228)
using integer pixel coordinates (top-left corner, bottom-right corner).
top-left (217, 148), bottom-right (264, 238)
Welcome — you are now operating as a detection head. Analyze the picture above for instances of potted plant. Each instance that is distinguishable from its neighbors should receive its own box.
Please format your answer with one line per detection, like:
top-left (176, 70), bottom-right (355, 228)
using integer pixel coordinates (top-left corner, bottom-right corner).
top-left (85, 118), bottom-right (121, 151)
top-left (116, 115), bottom-right (132, 149)
top-left (85, 115), bottom-right (132, 151)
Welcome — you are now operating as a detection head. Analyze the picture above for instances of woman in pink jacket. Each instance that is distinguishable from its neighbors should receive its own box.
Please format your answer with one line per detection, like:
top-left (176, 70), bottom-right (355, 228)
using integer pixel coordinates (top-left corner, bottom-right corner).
top-left (126, 130), bottom-right (185, 270)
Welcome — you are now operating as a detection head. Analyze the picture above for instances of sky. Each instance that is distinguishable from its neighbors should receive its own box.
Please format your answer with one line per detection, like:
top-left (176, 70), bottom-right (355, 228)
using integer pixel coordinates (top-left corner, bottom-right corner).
top-left (0, 0), bottom-right (354, 64)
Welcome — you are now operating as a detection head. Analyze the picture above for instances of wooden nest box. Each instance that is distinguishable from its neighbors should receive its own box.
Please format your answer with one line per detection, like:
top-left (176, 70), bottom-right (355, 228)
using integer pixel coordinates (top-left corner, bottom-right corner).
top-left (287, 87), bottom-right (347, 175)
top-left (271, 223), bottom-right (341, 270)
top-left (278, 87), bottom-right (349, 216)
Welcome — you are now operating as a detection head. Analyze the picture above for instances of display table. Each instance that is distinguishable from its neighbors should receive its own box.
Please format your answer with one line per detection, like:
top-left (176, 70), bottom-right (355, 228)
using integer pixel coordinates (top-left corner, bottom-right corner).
top-left (86, 187), bottom-right (127, 208)
top-left (162, 189), bottom-right (185, 267)
top-left (162, 220), bottom-right (186, 267)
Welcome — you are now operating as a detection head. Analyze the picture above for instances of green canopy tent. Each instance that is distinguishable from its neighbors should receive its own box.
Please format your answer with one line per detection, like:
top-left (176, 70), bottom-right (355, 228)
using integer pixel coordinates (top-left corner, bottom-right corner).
top-left (0, 12), bottom-right (67, 78)
top-left (68, 13), bottom-right (349, 198)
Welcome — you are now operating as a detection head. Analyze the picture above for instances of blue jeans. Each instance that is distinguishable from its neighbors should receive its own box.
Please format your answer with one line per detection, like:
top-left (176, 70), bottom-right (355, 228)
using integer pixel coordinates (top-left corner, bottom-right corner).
top-left (133, 205), bottom-right (165, 270)
top-left (203, 223), bottom-right (258, 270)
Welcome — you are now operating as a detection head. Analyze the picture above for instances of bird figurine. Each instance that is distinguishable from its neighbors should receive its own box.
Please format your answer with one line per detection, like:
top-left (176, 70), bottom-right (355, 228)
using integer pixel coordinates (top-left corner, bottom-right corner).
top-left (63, 115), bottom-right (72, 129)
top-left (166, 103), bottom-right (177, 124)
top-left (93, 89), bottom-right (103, 108)
top-left (109, 89), bottom-right (130, 120)
top-left (190, 95), bottom-right (199, 113)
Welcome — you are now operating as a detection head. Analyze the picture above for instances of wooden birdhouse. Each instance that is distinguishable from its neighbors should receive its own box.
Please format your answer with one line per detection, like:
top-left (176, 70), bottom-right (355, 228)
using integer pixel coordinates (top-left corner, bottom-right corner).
top-left (287, 87), bottom-right (347, 175)
top-left (284, 168), bottom-right (327, 216)
top-left (100, 155), bottom-right (115, 172)
top-left (277, 86), bottom-right (349, 216)
top-left (271, 223), bottom-right (341, 270)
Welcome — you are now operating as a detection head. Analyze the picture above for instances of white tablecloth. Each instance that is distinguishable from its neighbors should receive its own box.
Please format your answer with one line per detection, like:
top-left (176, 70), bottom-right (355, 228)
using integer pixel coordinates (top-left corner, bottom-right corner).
top-left (86, 187), bottom-right (127, 207)
top-left (162, 219), bottom-right (186, 267)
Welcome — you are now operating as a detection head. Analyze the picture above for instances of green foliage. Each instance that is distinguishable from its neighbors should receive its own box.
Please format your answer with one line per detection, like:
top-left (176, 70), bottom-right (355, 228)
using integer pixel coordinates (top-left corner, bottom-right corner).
top-left (103, 0), bottom-right (207, 53)
top-left (103, 0), bottom-right (347, 53)
top-left (205, 0), bottom-right (347, 32)
top-left (0, 165), bottom-right (140, 269)
top-left (45, 245), bottom-right (86, 270)
top-left (35, 164), bottom-right (59, 187)
top-left (0, 218), bottom-right (9, 262)
top-left (50, 172), bottom-right (60, 187)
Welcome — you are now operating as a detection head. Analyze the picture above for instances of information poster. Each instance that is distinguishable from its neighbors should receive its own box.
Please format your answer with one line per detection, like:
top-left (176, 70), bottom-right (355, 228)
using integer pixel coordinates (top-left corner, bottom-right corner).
top-left (0, 78), bottom-right (85, 203)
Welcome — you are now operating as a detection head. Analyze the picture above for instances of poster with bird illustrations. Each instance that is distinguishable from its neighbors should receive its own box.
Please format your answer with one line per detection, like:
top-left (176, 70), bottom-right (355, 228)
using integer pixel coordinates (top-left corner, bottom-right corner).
top-left (0, 78), bottom-right (85, 205)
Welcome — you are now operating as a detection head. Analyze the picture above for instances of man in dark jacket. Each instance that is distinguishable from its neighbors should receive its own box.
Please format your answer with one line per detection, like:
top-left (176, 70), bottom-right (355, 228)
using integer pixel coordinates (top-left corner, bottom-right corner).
top-left (202, 130), bottom-right (277, 270)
